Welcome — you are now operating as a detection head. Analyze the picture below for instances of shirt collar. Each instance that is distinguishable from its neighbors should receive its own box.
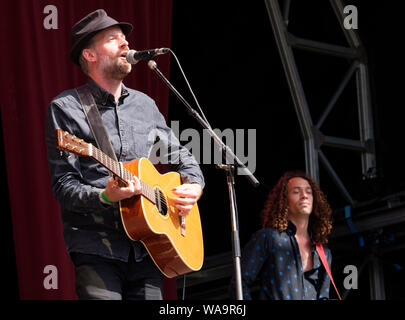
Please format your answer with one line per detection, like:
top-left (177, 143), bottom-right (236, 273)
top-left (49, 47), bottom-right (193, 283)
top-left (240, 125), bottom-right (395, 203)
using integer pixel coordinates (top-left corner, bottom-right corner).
top-left (87, 77), bottom-right (130, 105)
top-left (286, 220), bottom-right (297, 236)
top-left (286, 220), bottom-right (314, 242)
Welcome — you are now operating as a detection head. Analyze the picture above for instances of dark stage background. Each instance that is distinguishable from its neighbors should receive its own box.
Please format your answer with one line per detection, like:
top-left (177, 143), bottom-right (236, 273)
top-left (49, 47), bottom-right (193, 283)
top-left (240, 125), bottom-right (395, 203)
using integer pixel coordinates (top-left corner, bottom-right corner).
top-left (168, 0), bottom-right (405, 300)
top-left (2, 0), bottom-right (404, 300)
top-left (169, 0), bottom-right (405, 251)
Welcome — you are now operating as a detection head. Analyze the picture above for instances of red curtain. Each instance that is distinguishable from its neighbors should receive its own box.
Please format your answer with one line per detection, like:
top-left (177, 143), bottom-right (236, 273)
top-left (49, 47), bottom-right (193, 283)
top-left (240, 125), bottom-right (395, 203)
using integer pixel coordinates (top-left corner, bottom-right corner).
top-left (0, 0), bottom-right (175, 299)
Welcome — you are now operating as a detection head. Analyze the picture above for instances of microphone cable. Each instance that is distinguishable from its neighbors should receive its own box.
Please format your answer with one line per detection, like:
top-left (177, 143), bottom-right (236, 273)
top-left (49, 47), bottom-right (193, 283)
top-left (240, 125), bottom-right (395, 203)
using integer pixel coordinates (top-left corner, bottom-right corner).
top-left (167, 49), bottom-right (213, 130)
top-left (182, 274), bottom-right (186, 300)
top-left (166, 49), bottom-right (210, 300)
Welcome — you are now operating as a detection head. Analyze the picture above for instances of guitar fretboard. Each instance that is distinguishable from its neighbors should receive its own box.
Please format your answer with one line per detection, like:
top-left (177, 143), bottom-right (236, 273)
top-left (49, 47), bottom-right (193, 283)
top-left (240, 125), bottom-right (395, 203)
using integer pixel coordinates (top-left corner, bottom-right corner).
top-left (91, 146), bottom-right (156, 204)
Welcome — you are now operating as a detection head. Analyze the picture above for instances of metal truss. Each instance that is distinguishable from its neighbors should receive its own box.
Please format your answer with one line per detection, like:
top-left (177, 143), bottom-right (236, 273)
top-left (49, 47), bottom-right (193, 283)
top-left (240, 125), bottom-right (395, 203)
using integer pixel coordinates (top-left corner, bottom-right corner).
top-left (264, 0), bottom-right (376, 206)
top-left (264, 0), bottom-right (387, 300)
top-left (174, 0), bottom-right (399, 301)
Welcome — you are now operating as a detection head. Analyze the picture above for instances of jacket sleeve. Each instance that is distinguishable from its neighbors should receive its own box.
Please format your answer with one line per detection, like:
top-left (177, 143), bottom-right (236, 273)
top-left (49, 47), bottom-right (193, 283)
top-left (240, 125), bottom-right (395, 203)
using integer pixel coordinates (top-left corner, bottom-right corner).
top-left (45, 99), bottom-right (112, 213)
top-left (317, 245), bottom-right (332, 300)
top-left (229, 229), bottom-right (271, 299)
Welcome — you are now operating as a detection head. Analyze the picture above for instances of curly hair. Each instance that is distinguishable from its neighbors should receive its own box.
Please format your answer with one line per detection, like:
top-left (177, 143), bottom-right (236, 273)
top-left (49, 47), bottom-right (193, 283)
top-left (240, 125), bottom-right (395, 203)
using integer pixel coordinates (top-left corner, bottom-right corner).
top-left (261, 171), bottom-right (332, 244)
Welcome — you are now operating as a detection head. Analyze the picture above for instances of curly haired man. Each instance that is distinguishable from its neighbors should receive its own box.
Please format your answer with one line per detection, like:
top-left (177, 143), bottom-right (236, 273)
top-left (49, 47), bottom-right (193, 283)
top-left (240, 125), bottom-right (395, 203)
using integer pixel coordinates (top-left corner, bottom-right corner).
top-left (230, 171), bottom-right (333, 300)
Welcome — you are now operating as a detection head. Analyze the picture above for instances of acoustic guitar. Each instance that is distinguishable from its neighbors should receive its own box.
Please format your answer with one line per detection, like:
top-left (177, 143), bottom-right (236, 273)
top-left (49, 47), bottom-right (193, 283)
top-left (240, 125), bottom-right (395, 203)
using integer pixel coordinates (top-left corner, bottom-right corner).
top-left (55, 129), bottom-right (204, 278)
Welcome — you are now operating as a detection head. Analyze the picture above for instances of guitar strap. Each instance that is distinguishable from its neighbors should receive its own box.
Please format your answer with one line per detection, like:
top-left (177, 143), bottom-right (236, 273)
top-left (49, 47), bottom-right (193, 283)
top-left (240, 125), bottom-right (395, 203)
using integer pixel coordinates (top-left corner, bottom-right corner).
top-left (316, 243), bottom-right (342, 300)
top-left (76, 85), bottom-right (118, 162)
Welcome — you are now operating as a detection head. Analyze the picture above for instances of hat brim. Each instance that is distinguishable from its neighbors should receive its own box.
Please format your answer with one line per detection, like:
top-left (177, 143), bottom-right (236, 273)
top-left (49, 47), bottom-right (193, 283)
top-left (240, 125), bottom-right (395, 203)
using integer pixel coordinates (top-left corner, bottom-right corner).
top-left (70, 22), bottom-right (132, 66)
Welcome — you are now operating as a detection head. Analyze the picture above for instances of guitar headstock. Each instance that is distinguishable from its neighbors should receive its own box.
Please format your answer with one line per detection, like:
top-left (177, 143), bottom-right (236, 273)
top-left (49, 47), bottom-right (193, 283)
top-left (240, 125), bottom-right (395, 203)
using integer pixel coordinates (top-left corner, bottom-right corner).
top-left (55, 129), bottom-right (91, 157)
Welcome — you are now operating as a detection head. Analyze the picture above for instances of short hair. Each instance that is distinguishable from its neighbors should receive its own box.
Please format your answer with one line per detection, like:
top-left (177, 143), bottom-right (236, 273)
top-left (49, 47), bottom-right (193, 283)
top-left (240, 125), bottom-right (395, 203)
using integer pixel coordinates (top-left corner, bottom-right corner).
top-left (78, 39), bottom-right (95, 75)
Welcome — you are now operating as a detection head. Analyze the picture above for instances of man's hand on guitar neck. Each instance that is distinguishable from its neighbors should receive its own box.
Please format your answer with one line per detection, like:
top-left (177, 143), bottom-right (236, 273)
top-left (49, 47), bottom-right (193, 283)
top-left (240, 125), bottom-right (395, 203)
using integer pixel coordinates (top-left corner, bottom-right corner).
top-left (172, 183), bottom-right (203, 216)
top-left (103, 176), bottom-right (142, 203)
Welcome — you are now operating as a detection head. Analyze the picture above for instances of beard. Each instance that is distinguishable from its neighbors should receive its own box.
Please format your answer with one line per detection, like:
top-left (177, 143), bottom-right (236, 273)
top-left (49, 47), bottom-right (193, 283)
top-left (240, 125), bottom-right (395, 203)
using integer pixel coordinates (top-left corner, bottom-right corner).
top-left (98, 53), bottom-right (132, 80)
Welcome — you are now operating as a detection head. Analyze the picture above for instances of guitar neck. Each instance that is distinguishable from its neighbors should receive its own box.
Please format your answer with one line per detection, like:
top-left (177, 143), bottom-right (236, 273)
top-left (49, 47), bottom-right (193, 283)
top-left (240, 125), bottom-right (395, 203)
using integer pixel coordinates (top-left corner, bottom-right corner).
top-left (89, 145), bottom-right (156, 204)
top-left (55, 129), bottom-right (156, 204)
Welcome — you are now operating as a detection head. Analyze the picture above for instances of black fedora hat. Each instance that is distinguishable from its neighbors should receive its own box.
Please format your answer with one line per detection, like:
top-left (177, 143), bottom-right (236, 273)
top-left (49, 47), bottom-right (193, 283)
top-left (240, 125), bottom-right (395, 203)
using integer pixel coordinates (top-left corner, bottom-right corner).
top-left (70, 9), bottom-right (133, 65)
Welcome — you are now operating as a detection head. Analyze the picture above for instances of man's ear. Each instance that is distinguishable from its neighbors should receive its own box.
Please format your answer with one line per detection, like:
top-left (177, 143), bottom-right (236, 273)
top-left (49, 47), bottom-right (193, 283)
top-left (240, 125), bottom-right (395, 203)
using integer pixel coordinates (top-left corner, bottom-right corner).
top-left (82, 48), bottom-right (97, 63)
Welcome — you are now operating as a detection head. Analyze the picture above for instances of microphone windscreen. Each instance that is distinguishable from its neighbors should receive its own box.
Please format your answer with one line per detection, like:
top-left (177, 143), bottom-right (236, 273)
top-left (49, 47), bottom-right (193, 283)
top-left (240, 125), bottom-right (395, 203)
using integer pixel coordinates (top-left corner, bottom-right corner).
top-left (126, 50), bottom-right (138, 64)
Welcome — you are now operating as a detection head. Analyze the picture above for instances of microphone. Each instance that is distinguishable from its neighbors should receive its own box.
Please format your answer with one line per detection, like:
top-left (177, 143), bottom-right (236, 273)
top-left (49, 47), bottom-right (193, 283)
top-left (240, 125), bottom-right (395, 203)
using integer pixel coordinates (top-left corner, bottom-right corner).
top-left (126, 48), bottom-right (169, 64)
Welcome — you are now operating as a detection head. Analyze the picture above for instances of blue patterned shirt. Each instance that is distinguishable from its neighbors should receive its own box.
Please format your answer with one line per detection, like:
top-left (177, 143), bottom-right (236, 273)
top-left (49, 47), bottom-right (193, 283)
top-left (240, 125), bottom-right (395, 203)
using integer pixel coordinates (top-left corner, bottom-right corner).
top-left (230, 221), bottom-right (331, 300)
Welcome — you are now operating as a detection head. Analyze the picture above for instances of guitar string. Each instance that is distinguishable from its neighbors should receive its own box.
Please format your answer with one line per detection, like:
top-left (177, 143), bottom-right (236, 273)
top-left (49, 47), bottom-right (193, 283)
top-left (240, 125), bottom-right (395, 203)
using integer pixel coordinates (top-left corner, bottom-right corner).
top-left (91, 146), bottom-right (177, 211)
top-left (92, 148), bottom-right (156, 204)
top-left (68, 135), bottom-right (166, 208)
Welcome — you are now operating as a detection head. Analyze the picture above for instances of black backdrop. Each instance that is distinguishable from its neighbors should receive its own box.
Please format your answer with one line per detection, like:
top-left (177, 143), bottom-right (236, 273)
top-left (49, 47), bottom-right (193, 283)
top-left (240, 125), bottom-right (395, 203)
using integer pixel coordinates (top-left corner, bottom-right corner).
top-left (168, 0), bottom-right (404, 258)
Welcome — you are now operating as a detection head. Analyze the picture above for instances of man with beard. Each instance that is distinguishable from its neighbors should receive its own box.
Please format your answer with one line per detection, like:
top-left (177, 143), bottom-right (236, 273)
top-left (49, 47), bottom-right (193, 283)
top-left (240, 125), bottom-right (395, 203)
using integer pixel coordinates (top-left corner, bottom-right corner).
top-left (45, 9), bottom-right (204, 300)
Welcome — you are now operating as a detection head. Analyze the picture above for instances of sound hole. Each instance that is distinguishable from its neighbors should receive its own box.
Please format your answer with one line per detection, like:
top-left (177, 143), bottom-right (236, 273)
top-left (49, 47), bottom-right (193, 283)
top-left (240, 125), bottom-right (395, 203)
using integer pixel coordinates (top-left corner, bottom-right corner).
top-left (154, 187), bottom-right (168, 216)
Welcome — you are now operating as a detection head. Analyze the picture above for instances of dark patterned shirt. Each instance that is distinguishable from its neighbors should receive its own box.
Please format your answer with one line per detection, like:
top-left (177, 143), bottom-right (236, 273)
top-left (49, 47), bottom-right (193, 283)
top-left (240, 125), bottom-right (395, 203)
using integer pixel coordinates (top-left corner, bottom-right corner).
top-left (230, 221), bottom-right (331, 300)
top-left (45, 78), bottom-right (204, 262)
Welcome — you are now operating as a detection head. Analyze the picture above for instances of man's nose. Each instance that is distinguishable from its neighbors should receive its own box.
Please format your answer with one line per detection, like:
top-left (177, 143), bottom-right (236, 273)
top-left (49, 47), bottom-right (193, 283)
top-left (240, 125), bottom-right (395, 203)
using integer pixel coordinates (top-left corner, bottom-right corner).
top-left (120, 38), bottom-right (129, 48)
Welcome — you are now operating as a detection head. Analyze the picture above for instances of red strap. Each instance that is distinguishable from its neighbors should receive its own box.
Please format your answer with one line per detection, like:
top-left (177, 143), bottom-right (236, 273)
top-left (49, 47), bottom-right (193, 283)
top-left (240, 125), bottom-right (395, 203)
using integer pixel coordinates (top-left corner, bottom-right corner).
top-left (316, 244), bottom-right (342, 300)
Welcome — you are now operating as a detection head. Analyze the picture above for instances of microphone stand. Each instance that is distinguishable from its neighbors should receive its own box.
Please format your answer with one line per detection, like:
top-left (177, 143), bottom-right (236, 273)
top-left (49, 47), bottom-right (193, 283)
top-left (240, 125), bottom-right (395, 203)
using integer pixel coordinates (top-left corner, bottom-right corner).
top-left (147, 60), bottom-right (260, 300)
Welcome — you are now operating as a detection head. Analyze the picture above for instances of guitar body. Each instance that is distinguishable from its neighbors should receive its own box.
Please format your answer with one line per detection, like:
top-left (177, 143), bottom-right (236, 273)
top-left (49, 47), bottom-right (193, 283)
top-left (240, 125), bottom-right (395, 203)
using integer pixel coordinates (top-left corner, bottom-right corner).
top-left (119, 158), bottom-right (204, 278)
top-left (55, 130), bottom-right (204, 278)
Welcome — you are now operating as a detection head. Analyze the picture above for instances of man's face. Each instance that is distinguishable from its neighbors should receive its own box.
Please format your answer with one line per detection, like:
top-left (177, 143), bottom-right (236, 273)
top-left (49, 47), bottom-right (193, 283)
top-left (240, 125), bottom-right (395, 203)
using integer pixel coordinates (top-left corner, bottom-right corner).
top-left (286, 177), bottom-right (313, 217)
top-left (90, 26), bottom-right (131, 80)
